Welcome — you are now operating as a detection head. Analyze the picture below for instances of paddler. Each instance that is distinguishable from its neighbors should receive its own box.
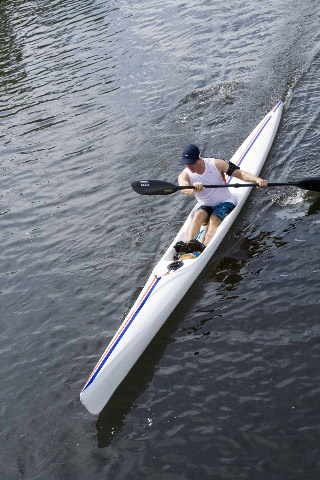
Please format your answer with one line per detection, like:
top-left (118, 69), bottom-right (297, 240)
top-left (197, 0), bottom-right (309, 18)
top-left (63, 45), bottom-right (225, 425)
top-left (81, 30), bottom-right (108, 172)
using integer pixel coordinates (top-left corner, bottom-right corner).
top-left (176, 144), bottom-right (267, 253)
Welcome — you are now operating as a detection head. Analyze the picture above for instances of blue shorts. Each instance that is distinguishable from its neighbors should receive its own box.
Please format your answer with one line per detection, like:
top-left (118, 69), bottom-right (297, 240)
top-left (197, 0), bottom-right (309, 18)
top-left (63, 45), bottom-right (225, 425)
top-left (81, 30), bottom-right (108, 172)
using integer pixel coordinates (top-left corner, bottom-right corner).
top-left (198, 201), bottom-right (236, 221)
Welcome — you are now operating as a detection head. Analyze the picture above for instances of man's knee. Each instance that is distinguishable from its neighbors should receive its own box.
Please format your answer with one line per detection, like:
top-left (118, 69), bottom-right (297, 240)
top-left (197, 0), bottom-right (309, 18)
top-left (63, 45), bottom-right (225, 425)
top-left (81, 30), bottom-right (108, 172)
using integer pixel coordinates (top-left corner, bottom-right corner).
top-left (194, 210), bottom-right (209, 223)
top-left (209, 214), bottom-right (222, 226)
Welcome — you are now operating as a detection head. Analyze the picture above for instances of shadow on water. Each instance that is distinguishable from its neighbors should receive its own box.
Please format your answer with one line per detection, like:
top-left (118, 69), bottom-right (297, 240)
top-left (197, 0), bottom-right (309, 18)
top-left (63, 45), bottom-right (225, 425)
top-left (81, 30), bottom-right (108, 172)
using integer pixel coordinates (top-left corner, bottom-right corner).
top-left (179, 229), bottom-right (289, 335)
top-left (210, 230), bottom-right (287, 287)
top-left (96, 228), bottom-right (290, 447)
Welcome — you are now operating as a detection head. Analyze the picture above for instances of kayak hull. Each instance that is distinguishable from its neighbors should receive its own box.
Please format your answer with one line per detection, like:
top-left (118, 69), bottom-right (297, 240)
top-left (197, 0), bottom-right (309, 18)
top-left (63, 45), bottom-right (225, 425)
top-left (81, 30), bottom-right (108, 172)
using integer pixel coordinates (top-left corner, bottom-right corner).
top-left (80, 101), bottom-right (283, 414)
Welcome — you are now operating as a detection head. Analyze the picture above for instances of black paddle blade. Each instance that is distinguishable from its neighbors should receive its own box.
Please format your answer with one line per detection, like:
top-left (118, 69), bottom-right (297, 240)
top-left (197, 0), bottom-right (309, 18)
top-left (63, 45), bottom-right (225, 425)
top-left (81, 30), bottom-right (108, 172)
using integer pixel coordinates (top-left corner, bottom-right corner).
top-left (297, 177), bottom-right (320, 192)
top-left (131, 180), bottom-right (178, 195)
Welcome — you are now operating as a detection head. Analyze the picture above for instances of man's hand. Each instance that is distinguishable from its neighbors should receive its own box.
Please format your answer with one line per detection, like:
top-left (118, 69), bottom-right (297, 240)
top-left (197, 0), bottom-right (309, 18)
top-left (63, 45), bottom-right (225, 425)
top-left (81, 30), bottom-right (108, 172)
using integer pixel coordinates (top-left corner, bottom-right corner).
top-left (256, 178), bottom-right (268, 189)
top-left (192, 182), bottom-right (205, 191)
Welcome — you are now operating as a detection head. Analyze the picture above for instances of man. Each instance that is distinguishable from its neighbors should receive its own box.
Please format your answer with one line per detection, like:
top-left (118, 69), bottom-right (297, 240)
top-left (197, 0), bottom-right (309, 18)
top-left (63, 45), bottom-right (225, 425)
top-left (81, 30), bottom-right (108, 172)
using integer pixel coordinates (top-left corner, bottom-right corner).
top-left (176, 144), bottom-right (267, 253)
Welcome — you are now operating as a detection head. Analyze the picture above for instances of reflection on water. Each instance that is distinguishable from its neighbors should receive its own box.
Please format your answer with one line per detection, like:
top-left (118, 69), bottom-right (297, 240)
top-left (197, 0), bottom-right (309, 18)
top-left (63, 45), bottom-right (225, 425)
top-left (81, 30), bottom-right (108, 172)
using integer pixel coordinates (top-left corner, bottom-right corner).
top-left (96, 352), bottom-right (157, 447)
top-left (211, 229), bottom-right (288, 295)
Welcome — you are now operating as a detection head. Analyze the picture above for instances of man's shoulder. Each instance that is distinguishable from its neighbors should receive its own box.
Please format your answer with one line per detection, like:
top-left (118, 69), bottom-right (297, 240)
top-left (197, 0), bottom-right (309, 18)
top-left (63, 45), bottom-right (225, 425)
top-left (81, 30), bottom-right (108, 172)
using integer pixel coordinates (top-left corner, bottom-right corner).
top-left (178, 169), bottom-right (190, 181)
top-left (206, 157), bottom-right (228, 173)
top-left (204, 157), bottom-right (227, 165)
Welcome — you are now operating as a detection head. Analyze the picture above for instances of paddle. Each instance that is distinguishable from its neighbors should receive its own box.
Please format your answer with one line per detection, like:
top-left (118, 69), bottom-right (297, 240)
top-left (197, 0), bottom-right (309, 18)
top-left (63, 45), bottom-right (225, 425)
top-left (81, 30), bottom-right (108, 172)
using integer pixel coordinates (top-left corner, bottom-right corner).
top-left (131, 178), bottom-right (320, 195)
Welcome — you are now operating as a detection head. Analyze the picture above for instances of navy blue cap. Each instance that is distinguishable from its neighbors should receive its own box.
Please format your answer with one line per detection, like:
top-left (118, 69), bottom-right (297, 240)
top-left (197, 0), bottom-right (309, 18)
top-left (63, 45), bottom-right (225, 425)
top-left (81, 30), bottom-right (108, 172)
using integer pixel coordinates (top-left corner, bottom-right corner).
top-left (180, 144), bottom-right (201, 165)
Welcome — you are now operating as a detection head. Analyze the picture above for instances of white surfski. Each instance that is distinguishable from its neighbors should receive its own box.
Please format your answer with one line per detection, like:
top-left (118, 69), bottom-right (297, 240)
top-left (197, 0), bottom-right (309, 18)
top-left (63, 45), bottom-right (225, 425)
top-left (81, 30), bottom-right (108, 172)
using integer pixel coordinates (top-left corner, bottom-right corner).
top-left (80, 101), bottom-right (283, 414)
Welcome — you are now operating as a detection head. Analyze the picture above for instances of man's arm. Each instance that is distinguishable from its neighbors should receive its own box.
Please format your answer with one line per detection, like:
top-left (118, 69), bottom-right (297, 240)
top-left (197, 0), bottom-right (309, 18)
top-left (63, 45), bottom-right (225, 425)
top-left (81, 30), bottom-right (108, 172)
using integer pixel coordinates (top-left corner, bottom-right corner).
top-left (178, 171), bottom-right (198, 195)
top-left (231, 168), bottom-right (267, 188)
top-left (215, 159), bottom-right (267, 188)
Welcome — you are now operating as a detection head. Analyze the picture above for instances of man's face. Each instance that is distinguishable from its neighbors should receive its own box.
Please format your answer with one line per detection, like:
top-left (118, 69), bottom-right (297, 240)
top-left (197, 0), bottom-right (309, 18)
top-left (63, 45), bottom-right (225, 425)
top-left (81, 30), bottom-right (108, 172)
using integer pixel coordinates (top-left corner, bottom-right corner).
top-left (185, 157), bottom-right (201, 173)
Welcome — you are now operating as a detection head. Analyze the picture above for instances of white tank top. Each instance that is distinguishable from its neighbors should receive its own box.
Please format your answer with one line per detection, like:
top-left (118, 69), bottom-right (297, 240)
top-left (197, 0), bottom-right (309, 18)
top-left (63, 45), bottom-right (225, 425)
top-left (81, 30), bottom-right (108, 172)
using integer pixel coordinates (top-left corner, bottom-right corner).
top-left (185, 158), bottom-right (238, 207)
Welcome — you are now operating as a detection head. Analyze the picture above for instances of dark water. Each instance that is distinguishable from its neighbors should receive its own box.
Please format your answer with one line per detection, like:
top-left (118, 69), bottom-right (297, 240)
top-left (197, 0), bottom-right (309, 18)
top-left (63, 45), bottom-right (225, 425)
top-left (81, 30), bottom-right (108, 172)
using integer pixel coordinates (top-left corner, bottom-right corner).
top-left (1, 0), bottom-right (320, 478)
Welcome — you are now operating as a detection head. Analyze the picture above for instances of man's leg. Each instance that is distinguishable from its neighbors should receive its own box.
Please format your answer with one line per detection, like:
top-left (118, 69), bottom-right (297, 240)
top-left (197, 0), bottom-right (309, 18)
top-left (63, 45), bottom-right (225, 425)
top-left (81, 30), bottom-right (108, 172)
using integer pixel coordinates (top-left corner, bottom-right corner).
top-left (187, 209), bottom-right (209, 242)
top-left (204, 214), bottom-right (222, 246)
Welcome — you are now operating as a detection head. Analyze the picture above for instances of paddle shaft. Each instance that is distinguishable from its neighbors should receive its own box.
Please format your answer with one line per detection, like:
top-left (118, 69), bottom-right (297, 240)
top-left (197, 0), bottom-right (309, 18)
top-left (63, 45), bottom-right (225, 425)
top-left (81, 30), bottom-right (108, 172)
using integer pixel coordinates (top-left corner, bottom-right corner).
top-left (177, 182), bottom-right (300, 189)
